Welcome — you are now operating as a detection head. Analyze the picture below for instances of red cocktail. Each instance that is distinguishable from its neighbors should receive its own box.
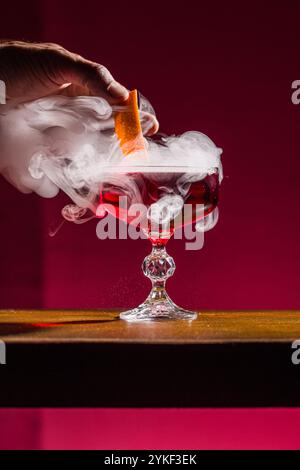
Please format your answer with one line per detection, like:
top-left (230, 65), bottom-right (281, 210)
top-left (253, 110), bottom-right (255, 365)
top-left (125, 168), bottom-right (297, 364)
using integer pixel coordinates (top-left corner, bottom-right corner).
top-left (98, 168), bottom-right (219, 243)
top-left (96, 165), bottom-right (220, 321)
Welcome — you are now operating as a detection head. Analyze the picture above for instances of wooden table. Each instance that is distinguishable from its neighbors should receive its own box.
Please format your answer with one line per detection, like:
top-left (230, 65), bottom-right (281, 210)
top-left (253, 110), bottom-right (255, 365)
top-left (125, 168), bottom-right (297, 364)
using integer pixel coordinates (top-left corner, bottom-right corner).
top-left (0, 310), bottom-right (299, 407)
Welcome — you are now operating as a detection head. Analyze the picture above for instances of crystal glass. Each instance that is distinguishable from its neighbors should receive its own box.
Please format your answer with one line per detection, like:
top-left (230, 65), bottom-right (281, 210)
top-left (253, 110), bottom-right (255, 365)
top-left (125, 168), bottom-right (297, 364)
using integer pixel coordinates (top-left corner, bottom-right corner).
top-left (98, 164), bottom-right (220, 322)
top-left (26, 94), bottom-right (221, 322)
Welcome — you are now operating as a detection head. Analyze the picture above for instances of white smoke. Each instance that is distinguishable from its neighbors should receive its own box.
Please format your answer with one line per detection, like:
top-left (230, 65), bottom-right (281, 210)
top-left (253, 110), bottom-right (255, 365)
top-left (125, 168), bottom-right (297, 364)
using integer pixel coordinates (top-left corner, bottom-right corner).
top-left (0, 94), bottom-right (222, 229)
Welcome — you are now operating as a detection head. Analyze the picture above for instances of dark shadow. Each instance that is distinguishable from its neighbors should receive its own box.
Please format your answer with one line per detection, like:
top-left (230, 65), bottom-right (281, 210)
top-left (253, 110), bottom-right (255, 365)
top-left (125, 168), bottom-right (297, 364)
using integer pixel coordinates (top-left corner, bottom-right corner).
top-left (0, 317), bottom-right (120, 337)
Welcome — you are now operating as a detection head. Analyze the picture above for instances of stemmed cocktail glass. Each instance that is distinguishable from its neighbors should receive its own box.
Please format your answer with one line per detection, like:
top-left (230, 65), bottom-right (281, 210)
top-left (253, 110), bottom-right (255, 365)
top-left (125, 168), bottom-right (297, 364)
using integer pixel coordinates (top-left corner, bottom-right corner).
top-left (98, 163), bottom-right (220, 322)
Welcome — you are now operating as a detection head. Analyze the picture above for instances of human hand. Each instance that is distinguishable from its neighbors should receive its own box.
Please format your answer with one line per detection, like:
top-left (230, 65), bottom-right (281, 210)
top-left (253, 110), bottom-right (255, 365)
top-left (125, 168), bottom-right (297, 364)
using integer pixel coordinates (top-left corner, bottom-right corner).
top-left (0, 41), bottom-right (158, 197)
top-left (0, 40), bottom-right (129, 105)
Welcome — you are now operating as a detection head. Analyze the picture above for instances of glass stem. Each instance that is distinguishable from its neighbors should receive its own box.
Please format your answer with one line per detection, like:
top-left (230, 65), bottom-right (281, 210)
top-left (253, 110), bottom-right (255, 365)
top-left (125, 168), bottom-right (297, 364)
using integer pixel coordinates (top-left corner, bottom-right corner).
top-left (148, 279), bottom-right (168, 302)
top-left (120, 241), bottom-right (197, 321)
top-left (142, 244), bottom-right (175, 304)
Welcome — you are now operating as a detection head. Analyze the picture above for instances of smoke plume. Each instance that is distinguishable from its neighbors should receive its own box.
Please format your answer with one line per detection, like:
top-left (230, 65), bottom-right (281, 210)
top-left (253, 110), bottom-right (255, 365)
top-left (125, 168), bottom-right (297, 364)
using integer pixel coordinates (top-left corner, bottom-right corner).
top-left (0, 94), bottom-right (222, 230)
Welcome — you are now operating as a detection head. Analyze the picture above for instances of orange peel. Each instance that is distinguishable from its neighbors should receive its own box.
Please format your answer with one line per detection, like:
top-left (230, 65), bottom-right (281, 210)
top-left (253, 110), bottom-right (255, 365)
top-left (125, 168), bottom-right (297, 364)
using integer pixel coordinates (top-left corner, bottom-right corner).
top-left (114, 89), bottom-right (147, 156)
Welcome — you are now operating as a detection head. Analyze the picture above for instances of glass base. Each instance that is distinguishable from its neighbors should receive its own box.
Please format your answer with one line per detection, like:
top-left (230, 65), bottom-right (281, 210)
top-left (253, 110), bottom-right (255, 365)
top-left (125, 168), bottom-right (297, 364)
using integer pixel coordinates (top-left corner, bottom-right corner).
top-left (120, 297), bottom-right (198, 323)
top-left (120, 243), bottom-right (197, 322)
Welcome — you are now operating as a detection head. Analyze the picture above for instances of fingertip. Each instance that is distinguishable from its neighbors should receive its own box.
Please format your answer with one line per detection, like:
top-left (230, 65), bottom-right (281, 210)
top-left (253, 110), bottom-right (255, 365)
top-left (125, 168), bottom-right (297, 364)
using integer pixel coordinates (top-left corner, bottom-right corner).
top-left (63, 59), bottom-right (129, 104)
top-left (146, 117), bottom-right (159, 136)
top-left (140, 113), bottom-right (160, 136)
top-left (107, 81), bottom-right (129, 102)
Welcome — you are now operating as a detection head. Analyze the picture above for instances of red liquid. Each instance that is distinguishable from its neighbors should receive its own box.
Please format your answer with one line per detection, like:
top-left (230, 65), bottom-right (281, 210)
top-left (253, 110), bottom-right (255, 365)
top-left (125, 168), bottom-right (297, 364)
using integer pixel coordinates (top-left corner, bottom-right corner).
top-left (98, 172), bottom-right (219, 243)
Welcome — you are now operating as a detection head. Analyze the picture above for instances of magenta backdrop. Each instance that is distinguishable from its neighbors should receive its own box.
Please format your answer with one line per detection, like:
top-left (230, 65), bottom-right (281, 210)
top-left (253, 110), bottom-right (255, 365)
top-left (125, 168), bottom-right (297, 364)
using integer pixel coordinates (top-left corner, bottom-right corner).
top-left (0, 408), bottom-right (300, 450)
top-left (1, 0), bottom-right (300, 452)
top-left (1, 1), bottom-right (300, 310)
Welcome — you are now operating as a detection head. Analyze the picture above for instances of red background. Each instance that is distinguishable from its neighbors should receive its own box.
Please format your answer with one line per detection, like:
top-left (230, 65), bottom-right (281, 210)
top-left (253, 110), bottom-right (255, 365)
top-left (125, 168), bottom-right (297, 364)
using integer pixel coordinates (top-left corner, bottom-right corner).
top-left (1, 0), bottom-right (300, 451)
top-left (1, 0), bottom-right (300, 311)
top-left (1, 408), bottom-right (300, 450)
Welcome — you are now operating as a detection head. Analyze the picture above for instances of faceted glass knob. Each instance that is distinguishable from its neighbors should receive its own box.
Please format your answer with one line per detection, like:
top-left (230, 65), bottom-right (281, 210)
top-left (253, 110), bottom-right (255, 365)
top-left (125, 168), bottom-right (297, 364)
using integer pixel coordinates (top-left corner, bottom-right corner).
top-left (142, 248), bottom-right (175, 281)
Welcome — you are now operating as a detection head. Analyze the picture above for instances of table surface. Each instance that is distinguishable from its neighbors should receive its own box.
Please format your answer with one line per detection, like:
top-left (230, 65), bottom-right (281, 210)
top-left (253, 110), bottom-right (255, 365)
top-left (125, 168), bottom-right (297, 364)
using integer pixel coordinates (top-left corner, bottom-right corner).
top-left (1, 309), bottom-right (300, 343)
top-left (1, 310), bottom-right (300, 407)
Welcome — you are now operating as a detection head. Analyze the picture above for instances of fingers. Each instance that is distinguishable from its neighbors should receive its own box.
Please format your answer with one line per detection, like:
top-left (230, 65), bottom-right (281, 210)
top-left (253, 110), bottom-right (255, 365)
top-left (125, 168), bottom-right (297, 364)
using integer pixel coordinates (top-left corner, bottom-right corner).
top-left (0, 41), bottom-right (130, 105)
top-left (139, 111), bottom-right (159, 136)
top-left (95, 64), bottom-right (129, 102)
top-left (54, 51), bottom-right (129, 104)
